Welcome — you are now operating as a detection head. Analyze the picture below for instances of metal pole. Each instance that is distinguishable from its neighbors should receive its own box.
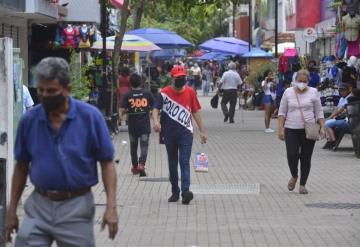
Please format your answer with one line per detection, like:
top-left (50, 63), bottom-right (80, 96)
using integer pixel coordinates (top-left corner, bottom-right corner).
top-left (0, 159), bottom-right (6, 247)
top-left (249, 0), bottom-right (252, 51)
top-left (232, 2), bottom-right (236, 37)
top-left (275, 0), bottom-right (278, 57)
top-left (100, 0), bottom-right (110, 117)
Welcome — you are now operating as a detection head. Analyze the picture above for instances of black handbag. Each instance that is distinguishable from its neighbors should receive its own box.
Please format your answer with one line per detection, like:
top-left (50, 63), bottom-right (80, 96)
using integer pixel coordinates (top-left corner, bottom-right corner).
top-left (210, 94), bottom-right (219, 109)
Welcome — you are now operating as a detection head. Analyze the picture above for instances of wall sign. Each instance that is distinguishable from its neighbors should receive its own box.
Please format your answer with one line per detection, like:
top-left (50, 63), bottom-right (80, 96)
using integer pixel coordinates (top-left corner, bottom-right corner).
top-left (302, 27), bottom-right (318, 43)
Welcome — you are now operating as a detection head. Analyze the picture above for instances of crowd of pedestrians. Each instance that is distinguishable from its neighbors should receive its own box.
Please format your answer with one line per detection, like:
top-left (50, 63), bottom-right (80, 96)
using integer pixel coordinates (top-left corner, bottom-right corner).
top-left (5, 55), bottom-right (360, 246)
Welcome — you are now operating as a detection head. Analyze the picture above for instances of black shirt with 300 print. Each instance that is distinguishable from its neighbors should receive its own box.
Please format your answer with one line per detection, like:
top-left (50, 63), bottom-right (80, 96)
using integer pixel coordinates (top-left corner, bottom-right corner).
top-left (122, 89), bottom-right (154, 135)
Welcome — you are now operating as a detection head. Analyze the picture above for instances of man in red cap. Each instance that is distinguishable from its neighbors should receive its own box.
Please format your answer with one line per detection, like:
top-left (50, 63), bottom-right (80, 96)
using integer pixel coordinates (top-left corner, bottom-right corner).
top-left (152, 65), bottom-right (207, 204)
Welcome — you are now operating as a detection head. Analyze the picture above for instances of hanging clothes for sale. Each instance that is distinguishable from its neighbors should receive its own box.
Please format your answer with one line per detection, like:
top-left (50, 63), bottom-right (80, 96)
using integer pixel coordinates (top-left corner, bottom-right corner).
top-left (63, 24), bottom-right (79, 48)
top-left (327, 64), bottom-right (341, 86)
top-left (89, 25), bottom-right (97, 46)
top-left (278, 55), bottom-right (289, 74)
top-left (79, 24), bottom-right (91, 48)
top-left (336, 33), bottom-right (347, 59)
top-left (53, 26), bottom-right (63, 49)
top-left (347, 36), bottom-right (360, 58)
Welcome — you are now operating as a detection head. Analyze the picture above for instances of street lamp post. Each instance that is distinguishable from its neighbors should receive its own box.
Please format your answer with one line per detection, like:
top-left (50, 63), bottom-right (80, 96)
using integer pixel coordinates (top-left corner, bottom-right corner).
top-left (275, 0), bottom-right (278, 57)
top-left (249, 0), bottom-right (252, 51)
top-left (98, 0), bottom-right (118, 135)
top-left (100, 0), bottom-right (111, 117)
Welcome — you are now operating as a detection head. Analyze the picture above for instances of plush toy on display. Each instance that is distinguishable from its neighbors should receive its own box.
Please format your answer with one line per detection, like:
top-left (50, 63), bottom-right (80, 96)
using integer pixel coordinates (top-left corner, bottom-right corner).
top-left (63, 24), bottom-right (79, 48)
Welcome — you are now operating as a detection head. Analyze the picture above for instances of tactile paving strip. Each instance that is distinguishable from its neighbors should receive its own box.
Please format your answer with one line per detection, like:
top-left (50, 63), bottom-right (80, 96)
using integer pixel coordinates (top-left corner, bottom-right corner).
top-left (191, 183), bottom-right (260, 195)
top-left (139, 177), bottom-right (169, 182)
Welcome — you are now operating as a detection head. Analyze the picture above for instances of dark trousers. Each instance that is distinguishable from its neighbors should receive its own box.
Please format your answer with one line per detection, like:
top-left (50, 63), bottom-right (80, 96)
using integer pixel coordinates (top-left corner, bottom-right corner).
top-left (165, 135), bottom-right (193, 195)
top-left (129, 133), bottom-right (150, 166)
top-left (285, 128), bottom-right (316, 186)
top-left (221, 89), bottom-right (238, 121)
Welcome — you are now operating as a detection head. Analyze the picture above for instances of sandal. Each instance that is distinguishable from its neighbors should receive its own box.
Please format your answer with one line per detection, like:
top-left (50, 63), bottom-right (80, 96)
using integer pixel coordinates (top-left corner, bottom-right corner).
top-left (287, 176), bottom-right (298, 191)
top-left (299, 185), bottom-right (308, 194)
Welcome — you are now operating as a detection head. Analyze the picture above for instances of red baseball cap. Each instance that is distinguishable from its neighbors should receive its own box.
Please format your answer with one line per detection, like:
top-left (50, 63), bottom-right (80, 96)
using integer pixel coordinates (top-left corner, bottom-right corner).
top-left (171, 65), bottom-right (187, 78)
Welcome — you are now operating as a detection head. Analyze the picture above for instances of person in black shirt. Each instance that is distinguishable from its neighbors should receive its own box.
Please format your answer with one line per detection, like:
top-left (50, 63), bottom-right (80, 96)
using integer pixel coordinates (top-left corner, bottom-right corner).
top-left (121, 73), bottom-right (154, 177)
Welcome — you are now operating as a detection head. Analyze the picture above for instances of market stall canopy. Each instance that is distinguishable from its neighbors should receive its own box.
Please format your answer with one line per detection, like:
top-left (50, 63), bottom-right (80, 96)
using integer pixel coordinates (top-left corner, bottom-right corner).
top-left (241, 47), bottom-right (273, 58)
top-left (127, 28), bottom-right (193, 48)
top-left (140, 49), bottom-right (186, 60)
top-left (188, 50), bottom-right (205, 57)
top-left (91, 34), bottom-right (161, 52)
top-left (197, 51), bottom-right (232, 61)
top-left (199, 37), bottom-right (249, 55)
top-left (271, 42), bottom-right (295, 54)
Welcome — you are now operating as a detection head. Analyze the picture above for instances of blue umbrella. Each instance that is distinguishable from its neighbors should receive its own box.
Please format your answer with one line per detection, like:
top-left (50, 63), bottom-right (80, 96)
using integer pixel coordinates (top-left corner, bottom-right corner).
top-left (140, 49), bottom-right (186, 60)
top-left (198, 52), bottom-right (231, 61)
top-left (199, 37), bottom-right (249, 55)
top-left (127, 28), bottom-right (193, 48)
top-left (241, 47), bottom-right (273, 58)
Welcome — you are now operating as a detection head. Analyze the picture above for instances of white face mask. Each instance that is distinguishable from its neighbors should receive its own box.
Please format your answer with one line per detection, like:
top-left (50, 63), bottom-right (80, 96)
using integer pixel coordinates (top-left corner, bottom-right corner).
top-left (295, 82), bottom-right (307, 91)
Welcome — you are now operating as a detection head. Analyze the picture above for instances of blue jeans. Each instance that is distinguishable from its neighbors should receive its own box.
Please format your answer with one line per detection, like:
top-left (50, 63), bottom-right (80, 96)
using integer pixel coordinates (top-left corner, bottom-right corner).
top-left (325, 119), bottom-right (349, 129)
top-left (165, 135), bottom-right (193, 195)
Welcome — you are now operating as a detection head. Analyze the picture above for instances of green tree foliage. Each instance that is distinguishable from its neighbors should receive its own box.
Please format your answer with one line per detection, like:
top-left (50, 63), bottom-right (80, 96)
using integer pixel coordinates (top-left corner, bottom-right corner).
top-left (140, 0), bottom-right (230, 45)
top-left (70, 50), bottom-right (90, 100)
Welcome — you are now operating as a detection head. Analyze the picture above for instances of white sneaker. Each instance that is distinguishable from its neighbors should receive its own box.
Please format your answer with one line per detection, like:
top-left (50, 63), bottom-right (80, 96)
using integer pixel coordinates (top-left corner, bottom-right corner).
top-left (264, 128), bottom-right (275, 133)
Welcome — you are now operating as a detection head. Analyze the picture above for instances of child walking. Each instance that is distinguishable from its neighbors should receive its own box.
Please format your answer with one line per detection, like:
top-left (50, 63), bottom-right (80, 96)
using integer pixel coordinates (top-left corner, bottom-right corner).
top-left (121, 73), bottom-right (154, 176)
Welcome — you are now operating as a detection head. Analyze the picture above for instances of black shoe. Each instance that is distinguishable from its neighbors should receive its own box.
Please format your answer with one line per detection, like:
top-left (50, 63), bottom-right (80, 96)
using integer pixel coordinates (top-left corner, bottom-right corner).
top-left (139, 170), bottom-right (147, 177)
top-left (224, 115), bottom-right (229, 122)
top-left (323, 141), bottom-right (334, 149)
top-left (229, 119), bottom-right (235, 123)
top-left (181, 191), bottom-right (194, 205)
top-left (168, 194), bottom-right (179, 202)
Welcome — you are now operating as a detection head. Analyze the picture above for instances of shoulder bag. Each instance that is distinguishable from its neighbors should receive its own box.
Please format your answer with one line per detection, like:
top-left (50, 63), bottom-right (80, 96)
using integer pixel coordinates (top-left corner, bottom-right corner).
top-left (294, 89), bottom-right (320, 141)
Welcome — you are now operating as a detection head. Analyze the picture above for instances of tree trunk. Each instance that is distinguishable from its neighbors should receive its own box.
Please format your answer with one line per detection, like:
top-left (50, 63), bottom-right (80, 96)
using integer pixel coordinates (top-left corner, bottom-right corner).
top-left (133, 0), bottom-right (145, 30)
top-left (112, 0), bottom-right (130, 113)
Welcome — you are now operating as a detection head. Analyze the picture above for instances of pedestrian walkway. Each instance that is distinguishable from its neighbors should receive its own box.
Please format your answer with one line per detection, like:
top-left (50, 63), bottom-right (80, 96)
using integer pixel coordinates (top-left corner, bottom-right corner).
top-left (21, 96), bottom-right (360, 247)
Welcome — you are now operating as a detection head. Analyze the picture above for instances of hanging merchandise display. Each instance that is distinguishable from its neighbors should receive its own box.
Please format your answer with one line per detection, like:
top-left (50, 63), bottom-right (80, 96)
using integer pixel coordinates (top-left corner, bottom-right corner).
top-left (52, 24), bottom-right (97, 50)
top-left (79, 24), bottom-right (91, 48)
top-left (63, 24), bottom-right (79, 48)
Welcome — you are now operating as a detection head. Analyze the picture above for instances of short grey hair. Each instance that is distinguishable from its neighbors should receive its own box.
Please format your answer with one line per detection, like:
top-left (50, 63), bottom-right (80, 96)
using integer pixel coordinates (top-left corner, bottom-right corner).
top-left (228, 62), bottom-right (236, 70)
top-left (36, 57), bottom-right (70, 87)
top-left (295, 69), bottom-right (310, 81)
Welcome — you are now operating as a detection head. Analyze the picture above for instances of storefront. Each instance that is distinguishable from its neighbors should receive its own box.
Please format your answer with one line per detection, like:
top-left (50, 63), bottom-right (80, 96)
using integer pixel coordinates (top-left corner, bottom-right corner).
top-left (309, 0), bottom-right (337, 61)
top-left (312, 17), bottom-right (337, 61)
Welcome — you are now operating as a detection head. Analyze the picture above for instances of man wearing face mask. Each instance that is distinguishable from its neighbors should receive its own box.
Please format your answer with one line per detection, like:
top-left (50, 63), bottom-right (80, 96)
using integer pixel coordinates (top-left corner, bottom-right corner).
top-left (6, 57), bottom-right (118, 246)
top-left (152, 65), bottom-right (207, 205)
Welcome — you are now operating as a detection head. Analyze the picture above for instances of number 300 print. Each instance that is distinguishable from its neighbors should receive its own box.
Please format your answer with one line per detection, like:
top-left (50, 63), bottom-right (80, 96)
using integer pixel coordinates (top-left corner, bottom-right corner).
top-left (129, 98), bottom-right (148, 108)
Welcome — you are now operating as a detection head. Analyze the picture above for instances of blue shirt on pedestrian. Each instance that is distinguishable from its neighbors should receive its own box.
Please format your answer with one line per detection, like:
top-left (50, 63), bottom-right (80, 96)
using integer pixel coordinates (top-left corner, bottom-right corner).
top-left (308, 72), bottom-right (320, 88)
top-left (14, 97), bottom-right (115, 191)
